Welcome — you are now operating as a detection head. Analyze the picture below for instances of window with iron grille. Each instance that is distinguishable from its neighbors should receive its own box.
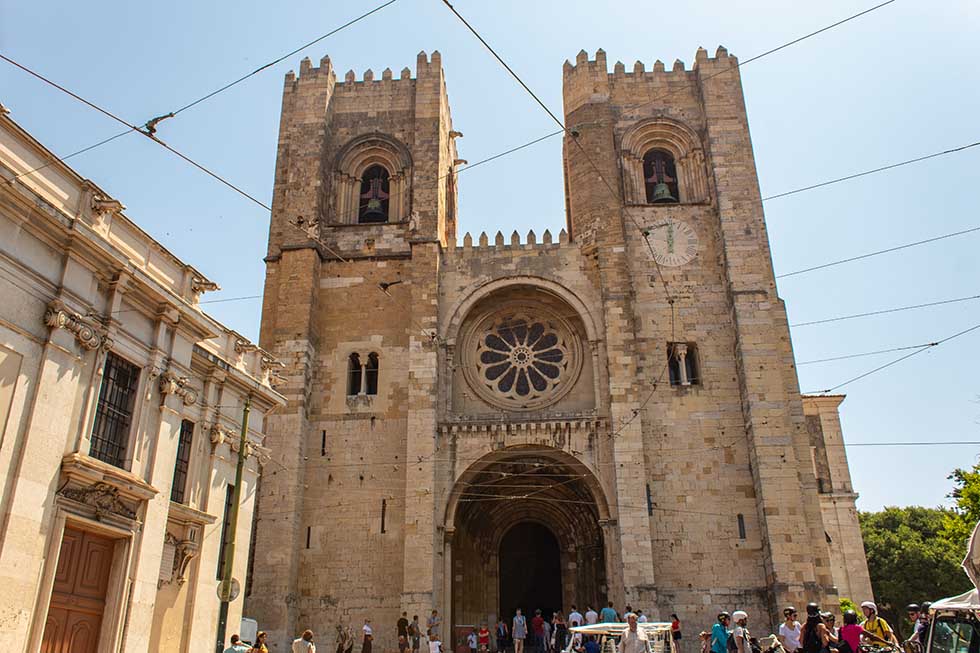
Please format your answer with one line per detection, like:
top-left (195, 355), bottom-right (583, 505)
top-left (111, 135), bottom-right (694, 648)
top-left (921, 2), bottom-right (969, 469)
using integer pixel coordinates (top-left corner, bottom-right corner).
top-left (216, 484), bottom-right (235, 580)
top-left (90, 352), bottom-right (140, 468)
top-left (170, 420), bottom-right (194, 504)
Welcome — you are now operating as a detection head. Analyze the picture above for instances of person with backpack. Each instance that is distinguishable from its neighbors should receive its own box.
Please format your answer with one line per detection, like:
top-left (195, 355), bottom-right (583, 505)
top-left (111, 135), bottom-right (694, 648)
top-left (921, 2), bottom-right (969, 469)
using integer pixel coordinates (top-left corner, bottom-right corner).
top-left (860, 602), bottom-right (899, 648)
top-left (728, 611), bottom-right (752, 653)
top-left (711, 613), bottom-right (730, 653)
top-left (800, 604), bottom-right (835, 653)
top-left (839, 609), bottom-right (890, 653)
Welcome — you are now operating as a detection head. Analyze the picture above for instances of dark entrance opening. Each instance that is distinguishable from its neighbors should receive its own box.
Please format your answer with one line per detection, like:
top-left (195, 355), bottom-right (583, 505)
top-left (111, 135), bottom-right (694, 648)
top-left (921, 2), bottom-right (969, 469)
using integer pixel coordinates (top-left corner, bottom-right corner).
top-left (499, 521), bottom-right (562, 623)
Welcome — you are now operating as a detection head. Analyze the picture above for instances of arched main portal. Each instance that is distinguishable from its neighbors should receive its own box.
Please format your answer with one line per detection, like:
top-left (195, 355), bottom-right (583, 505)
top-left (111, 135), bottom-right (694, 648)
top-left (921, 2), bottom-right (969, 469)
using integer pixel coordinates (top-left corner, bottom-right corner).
top-left (447, 448), bottom-right (609, 631)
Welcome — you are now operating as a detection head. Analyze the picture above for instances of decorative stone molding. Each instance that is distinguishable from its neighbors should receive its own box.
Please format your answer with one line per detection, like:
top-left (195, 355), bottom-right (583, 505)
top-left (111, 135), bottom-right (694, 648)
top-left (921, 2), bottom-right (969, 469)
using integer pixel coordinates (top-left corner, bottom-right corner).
top-left (90, 193), bottom-right (125, 233)
top-left (159, 503), bottom-right (214, 588)
top-left (159, 371), bottom-right (198, 406)
top-left (234, 338), bottom-right (259, 355)
top-left (439, 416), bottom-right (607, 440)
top-left (44, 300), bottom-right (113, 351)
top-left (208, 422), bottom-right (270, 465)
top-left (58, 482), bottom-right (137, 520)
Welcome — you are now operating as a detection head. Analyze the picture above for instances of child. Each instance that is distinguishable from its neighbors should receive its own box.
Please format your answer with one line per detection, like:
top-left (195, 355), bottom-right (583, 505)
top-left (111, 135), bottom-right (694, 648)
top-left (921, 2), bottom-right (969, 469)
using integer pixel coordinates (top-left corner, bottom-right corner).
top-left (429, 635), bottom-right (443, 653)
top-left (699, 632), bottom-right (711, 653)
top-left (469, 628), bottom-right (479, 653)
top-left (479, 624), bottom-right (492, 653)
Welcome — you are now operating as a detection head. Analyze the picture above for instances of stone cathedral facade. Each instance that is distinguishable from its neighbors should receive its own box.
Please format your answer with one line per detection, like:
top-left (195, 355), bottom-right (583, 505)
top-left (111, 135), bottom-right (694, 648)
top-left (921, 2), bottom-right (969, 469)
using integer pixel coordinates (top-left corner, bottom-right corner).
top-left (247, 47), bottom-right (872, 649)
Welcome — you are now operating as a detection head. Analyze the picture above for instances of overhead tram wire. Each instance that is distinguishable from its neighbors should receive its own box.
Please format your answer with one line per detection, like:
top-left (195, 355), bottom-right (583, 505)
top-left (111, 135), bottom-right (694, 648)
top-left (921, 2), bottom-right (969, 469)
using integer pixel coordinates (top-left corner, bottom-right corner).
top-left (804, 321), bottom-right (980, 394)
top-left (789, 293), bottom-right (980, 328)
top-left (763, 141), bottom-right (980, 202)
top-left (2, 0), bottom-right (400, 184)
top-left (796, 342), bottom-right (937, 366)
top-left (0, 53), bottom-right (271, 211)
top-left (776, 225), bottom-right (980, 279)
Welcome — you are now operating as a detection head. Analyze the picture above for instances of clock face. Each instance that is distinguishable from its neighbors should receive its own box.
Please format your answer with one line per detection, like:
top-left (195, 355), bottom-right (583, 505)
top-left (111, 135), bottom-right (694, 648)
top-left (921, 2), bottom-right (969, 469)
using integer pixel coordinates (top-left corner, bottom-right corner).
top-left (647, 217), bottom-right (699, 267)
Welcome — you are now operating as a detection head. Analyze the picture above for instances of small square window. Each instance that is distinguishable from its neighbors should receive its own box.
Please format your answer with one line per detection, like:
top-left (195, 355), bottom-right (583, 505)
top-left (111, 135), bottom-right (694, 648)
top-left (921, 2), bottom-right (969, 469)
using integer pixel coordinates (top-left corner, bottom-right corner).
top-left (667, 342), bottom-right (700, 386)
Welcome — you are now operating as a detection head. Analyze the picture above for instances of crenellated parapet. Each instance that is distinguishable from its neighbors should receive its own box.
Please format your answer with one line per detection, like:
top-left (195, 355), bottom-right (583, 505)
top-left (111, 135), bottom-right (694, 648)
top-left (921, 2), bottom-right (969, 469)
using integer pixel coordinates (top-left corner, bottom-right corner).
top-left (447, 228), bottom-right (570, 258)
top-left (562, 46), bottom-right (737, 115)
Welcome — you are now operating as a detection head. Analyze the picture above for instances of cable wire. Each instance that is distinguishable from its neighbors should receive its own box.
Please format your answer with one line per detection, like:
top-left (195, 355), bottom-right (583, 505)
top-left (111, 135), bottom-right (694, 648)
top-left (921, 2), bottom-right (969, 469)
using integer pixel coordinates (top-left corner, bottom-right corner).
top-left (776, 225), bottom-right (980, 279)
top-left (790, 293), bottom-right (980, 327)
top-left (763, 141), bottom-right (980, 202)
top-left (805, 321), bottom-right (980, 394)
top-left (0, 53), bottom-right (271, 210)
top-left (796, 342), bottom-right (936, 366)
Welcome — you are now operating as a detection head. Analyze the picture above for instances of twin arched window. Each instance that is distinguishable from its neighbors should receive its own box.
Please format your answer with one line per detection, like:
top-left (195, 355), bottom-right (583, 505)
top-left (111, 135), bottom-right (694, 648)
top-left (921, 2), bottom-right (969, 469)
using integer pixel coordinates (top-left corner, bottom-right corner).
top-left (347, 352), bottom-right (380, 396)
top-left (643, 149), bottom-right (679, 204)
top-left (358, 165), bottom-right (391, 223)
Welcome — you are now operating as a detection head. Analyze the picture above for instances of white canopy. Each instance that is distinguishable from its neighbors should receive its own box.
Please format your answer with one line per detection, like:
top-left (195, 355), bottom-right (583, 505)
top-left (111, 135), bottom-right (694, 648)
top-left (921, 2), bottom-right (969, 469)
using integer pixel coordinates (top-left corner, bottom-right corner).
top-left (569, 623), bottom-right (672, 635)
top-left (930, 589), bottom-right (980, 613)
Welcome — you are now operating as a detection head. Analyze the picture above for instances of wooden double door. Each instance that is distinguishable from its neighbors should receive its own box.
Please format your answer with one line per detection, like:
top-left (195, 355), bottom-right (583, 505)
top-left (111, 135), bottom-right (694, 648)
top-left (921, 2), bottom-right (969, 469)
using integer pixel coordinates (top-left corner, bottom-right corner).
top-left (41, 527), bottom-right (115, 653)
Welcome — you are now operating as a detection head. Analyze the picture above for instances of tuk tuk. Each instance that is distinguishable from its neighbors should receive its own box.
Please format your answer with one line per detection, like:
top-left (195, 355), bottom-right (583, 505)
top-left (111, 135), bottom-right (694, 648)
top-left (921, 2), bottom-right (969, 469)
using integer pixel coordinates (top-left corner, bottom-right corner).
top-left (925, 521), bottom-right (980, 653)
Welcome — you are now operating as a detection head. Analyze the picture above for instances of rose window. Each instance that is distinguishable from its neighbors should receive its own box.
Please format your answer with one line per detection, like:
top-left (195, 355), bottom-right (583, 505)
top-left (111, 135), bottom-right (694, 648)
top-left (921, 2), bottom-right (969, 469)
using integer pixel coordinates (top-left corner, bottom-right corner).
top-left (463, 305), bottom-right (583, 410)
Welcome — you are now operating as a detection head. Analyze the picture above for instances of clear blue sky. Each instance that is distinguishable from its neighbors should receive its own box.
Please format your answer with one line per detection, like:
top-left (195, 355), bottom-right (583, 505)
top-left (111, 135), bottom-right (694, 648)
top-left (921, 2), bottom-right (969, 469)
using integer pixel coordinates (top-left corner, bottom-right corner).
top-left (2, 0), bottom-right (977, 511)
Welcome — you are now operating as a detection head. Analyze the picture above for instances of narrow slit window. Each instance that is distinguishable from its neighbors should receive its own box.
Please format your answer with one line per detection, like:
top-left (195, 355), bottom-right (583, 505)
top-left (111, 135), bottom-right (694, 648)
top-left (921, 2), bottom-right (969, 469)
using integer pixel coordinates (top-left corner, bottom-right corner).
top-left (321, 430), bottom-right (327, 456)
top-left (365, 352), bottom-right (379, 396)
top-left (737, 513), bottom-right (746, 540)
top-left (347, 353), bottom-right (362, 396)
top-left (306, 526), bottom-right (312, 549)
top-left (645, 483), bottom-right (653, 516)
top-left (358, 165), bottom-right (391, 223)
top-left (170, 419), bottom-right (195, 504)
top-left (380, 498), bottom-right (387, 534)
top-left (643, 149), bottom-right (679, 204)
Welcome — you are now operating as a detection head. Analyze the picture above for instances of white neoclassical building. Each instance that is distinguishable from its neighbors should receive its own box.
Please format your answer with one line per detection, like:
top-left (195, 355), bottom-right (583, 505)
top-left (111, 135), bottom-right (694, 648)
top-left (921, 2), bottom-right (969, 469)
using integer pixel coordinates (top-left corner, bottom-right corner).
top-left (0, 105), bottom-right (284, 652)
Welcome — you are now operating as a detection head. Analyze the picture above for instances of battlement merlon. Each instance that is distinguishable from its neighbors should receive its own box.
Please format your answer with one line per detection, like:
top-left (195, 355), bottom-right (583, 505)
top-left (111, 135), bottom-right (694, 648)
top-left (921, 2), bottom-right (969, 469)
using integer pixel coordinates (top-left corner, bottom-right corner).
top-left (561, 46), bottom-right (738, 115)
top-left (285, 50), bottom-right (445, 88)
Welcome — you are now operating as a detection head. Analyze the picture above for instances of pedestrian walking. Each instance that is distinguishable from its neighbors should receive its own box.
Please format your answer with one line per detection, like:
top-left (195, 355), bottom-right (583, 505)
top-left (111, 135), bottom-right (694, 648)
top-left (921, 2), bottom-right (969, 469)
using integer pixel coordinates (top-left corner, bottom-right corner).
top-left (362, 619), bottom-right (374, 653)
top-left (337, 624), bottom-right (355, 653)
top-left (585, 607), bottom-right (599, 626)
top-left (225, 634), bottom-right (250, 653)
top-left (621, 614), bottom-right (649, 653)
top-left (569, 606), bottom-right (584, 628)
top-left (532, 610), bottom-right (545, 653)
top-left (293, 630), bottom-right (316, 653)
top-left (553, 612), bottom-right (568, 652)
top-left (497, 618), bottom-right (510, 653)
top-left (429, 635), bottom-right (444, 653)
top-left (671, 614), bottom-right (682, 653)
top-left (779, 607), bottom-right (802, 653)
top-left (428, 610), bottom-right (442, 641)
top-left (479, 623), bottom-right (492, 653)
top-left (637, 611), bottom-right (648, 624)
top-left (249, 631), bottom-right (269, 653)
top-left (710, 613), bottom-right (730, 653)
top-left (731, 611), bottom-right (750, 653)
top-left (469, 628), bottom-right (479, 653)
top-left (410, 615), bottom-right (422, 653)
top-left (599, 602), bottom-right (618, 624)
top-left (698, 631), bottom-right (711, 653)
top-left (514, 608), bottom-right (528, 653)
top-left (542, 617), bottom-right (551, 653)
top-left (399, 612), bottom-right (411, 653)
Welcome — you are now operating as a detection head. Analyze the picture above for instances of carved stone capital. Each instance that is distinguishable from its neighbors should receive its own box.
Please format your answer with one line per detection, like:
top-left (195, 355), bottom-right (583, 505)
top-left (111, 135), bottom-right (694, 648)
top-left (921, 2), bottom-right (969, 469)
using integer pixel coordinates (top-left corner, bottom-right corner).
top-left (159, 371), bottom-right (198, 406)
top-left (44, 301), bottom-right (112, 351)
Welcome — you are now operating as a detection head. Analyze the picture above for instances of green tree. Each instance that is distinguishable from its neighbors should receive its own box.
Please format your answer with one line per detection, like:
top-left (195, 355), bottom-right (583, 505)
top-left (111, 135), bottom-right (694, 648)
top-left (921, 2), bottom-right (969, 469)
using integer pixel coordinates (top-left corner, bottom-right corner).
top-left (859, 506), bottom-right (972, 639)
top-left (941, 461), bottom-right (980, 548)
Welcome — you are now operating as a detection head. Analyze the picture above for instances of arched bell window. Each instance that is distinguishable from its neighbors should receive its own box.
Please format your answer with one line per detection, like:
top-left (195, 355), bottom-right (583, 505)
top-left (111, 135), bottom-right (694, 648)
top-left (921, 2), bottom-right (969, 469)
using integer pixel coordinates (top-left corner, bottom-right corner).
top-left (347, 353), bottom-right (362, 396)
top-left (358, 165), bottom-right (391, 223)
top-left (643, 149), bottom-right (679, 204)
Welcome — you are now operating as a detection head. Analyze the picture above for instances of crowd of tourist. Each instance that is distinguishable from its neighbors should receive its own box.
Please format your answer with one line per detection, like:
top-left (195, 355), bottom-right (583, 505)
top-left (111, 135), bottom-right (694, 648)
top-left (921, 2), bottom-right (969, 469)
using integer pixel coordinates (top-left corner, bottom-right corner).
top-left (699, 601), bottom-right (932, 653)
top-left (230, 597), bottom-right (933, 653)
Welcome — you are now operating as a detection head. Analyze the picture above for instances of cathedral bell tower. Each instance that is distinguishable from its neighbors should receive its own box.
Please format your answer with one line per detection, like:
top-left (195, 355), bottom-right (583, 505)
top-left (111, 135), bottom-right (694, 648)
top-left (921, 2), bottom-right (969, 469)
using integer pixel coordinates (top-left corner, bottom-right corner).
top-left (251, 51), bottom-right (457, 642)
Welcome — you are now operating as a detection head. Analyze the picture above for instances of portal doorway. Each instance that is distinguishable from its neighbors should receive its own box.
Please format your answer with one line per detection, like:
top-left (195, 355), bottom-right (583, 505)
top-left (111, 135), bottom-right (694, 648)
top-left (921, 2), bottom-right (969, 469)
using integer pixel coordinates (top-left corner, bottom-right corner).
top-left (448, 448), bottom-right (610, 631)
top-left (499, 522), bottom-right (562, 621)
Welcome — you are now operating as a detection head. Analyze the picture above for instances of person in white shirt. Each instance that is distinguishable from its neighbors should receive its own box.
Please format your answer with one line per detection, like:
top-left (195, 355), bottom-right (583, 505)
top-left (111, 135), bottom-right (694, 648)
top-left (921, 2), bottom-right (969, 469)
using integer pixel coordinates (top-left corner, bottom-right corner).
top-left (569, 606), bottom-right (584, 628)
top-left (293, 630), bottom-right (316, 653)
top-left (585, 607), bottom-right (599, 626)
top-left (621, 614), bottom-right (649, 653)
top-left (429, 635), bottom-right (444, 653)
top-left (363, 620), bottom-right (375, 653)
top-left (637, 611), bottom-right (648, 623)
top-left (778, 607), bottom-right (801, 653)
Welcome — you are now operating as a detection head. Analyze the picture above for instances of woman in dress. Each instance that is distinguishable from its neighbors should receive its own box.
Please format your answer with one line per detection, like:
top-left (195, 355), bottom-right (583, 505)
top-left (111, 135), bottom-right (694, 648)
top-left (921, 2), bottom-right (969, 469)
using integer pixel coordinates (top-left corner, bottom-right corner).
top-left (362, 619), bottom-right (374, 653)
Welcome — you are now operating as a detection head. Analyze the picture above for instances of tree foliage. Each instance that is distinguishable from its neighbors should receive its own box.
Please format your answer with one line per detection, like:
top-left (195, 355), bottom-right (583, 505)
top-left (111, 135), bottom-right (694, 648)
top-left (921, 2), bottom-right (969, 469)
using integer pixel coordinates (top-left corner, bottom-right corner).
top-left (859, 506), bottom-right (972, 638)
top-left (941, 461), bottom-right (980, 548)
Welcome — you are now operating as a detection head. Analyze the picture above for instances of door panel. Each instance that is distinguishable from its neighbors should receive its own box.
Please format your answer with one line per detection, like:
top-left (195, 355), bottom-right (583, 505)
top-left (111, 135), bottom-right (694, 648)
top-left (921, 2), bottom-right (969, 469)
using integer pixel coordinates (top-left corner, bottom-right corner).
top-left (41, 527), bottom-right (115, 653)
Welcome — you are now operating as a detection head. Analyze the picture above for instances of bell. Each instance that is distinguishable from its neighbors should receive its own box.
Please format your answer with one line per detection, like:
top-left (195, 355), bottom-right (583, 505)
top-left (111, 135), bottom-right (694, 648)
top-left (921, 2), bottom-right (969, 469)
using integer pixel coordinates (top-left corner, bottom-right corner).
top-left (651, 182), bottom-right (677, 204)
top-left (361, 200), bottom-right (386, 222)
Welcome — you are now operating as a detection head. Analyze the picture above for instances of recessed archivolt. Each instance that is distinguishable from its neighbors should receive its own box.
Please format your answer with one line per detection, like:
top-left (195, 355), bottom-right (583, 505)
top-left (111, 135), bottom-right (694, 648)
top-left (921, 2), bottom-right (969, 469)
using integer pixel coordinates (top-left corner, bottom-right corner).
top-left (443, 445), bottom-right (612, 529)
top-left (620, 117), bottom-right (709, 203)
top-left (443, 276), bottom-right (599, 345)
